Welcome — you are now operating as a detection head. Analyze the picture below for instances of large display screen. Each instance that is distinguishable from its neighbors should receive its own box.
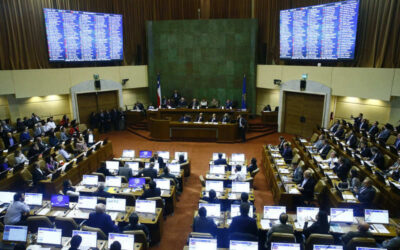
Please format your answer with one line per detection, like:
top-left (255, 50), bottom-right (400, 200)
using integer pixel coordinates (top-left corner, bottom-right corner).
top-left (44, 8), bottom-right (123, 62)
top-left (280, 0), bottom-right (359, 60)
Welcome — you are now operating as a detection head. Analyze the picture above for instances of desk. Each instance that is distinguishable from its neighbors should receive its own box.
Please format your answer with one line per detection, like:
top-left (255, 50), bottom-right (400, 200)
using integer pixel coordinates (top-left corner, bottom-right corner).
top-left (147, 108), bottom-right (250, 121)
top-left (126, 110), bottom-right (146, 125)
top-left (261, 111), bottom-right (278, 126)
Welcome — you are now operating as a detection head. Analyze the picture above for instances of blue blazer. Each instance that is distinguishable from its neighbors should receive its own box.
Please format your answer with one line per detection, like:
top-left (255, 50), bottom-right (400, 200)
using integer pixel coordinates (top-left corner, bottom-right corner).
top-left (229, 215), bottom-right (258, 237)
top-left (86, 212), bottom-right (118, 235)
top-left (282, 147), bottom-right (293, 163)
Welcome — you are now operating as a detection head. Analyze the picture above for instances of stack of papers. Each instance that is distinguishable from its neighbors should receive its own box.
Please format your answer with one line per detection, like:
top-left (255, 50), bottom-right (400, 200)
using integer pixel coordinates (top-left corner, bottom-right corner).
top-left (372, 224), bottom-right (390, 234)
top-left (342, 194), bottom-right (356, 200)
top-left (330, 223), bottom-right (343, 233)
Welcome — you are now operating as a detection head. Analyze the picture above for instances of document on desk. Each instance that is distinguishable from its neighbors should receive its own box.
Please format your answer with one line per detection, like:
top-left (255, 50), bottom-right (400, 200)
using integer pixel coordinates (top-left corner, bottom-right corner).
top-left (271, 153), bottom-right (281, 158)
top-left (300, 139), bottom-right (308, 143)
top-left (278, 168), bottom-right (290, 174)
top-left (288, 188), bottom-right (300, 194)
top-left (260, 219), bottom-right (271, 230)
top-left (53, 211), bottom-right (65, 217)
top-left (37, 207), bottom-right (51, 216)
top-left (330, 223), bottom-right (343, 233)
top-left (108, 212), bottom-right (119, 221)
top-left (342, 194), bottom-right (356, 200)
top-left (313, 155), bottom-right (323, 162)
top-left (373, 224), bottom-right (390, 234)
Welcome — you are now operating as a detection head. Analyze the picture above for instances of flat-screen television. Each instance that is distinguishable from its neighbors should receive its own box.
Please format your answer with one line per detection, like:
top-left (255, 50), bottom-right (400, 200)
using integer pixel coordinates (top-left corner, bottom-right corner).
top-left (280, 0), bottom-right (359, 60)
top-left (44, 8), bottom-right (123, 62)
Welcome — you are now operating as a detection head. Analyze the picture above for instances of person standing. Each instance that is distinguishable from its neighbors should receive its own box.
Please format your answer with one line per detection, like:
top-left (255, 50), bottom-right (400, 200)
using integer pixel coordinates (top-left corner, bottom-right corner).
top-left (237, 114), bottom-right (246, 142)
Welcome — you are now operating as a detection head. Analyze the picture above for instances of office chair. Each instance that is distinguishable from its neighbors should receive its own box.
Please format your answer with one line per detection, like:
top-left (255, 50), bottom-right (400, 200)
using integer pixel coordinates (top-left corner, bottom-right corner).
top-left (55, 217), bottom-right (79, 237)
top-left (81, 225), bottom-right (107, 240)
top-left (27, 216), bottom-right (54, 233)
top-left (345, 237), bottom-right (376, 250)
top-left (305, 234), bottom-right (334, 250)
top-left (189, 232), bottom-right (213, 239)
top-left (90, 172), bottom-right (105, 182)
top-left (124, 230), bottom-right (149, 250)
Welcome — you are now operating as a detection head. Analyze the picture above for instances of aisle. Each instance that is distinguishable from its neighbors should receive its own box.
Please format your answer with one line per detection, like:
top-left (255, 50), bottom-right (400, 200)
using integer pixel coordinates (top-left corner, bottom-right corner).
top-left (100, 130), bottom-right (283, 250)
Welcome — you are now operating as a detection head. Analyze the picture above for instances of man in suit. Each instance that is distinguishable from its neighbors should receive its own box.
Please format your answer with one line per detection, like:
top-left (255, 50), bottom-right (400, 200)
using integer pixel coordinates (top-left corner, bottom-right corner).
top-left (150, 153), bottom-right (165, 168)
top-left (292, 162), bottom-right (303, 184)
top-left (193, 206), bottom-right (217, 236)
top-left (359, 142), bottom-right (372, 158)
top-left (330, 120), bottom-right (340, 133)
top-left (333, 157), bottom-right (351, 181)
top-left (209, 98), bottom-right (219, 108)
top-left (122, 213), bottom-right (151, 242)
top-left (85, 203), bottom-right (118, 235)
top-left (313, 135), bottom-right (325, 151)
top-left (278, 136), bottom-right (286, 153)
top-left (237, 114), bottom-right (246, 142)
top-left (179, 114), bottom-right (191, 122)
top-left (368, 121), bottom-right (379, 137)
top-left (333, 125), bottom-right (345, 139)
top-left (171, 90), bottom-right (181, 105)
top-left (118, 164), bottom-right (133, 180)
top-left (97, 162), bottom-right (112, 177)
top-left (225, 99), bottom-right (233, 109)
top-left (177, 97), bottom-right (187, 108)
top-left (319, 140), bottom-right (331, 159)
top-left (298, 170), bottom-right (316, 203)
top-left (32, 162), bottom-right (48, 185)
top-left (247, 158), bottom-right (258, 173)
top-left (341, 222), bottom-right (372, 246)
top-left (322, 151), bottom-right (338, 169)
top-left (282, 143), bottom-right (293, 164)
top-left (377, 124), bottom-right (392, 143)
top-left (352, 113), bottom-right (363, 128)
top-left (359, 118), bottom-right (369, 132)
top-left (189, 98), bottom-right (199, 109)
top-left (138, 162), bottom-right (158, 179)
top-left (394, 133), bottom-right (400, 150)
top-left (133, 101), bottom-right (144, 111)
top-left (381, 227), bottom-right (400, 250)
top-left (266, 213), bottom-right (294, 247)
top-left (214, 153), bottom-right (227, 165)
top-left (345, 130), bottom-right (357, 149)
top-left (93, 184), bottom-right (112, 198)
top-left (209, 113), bottom-right (218, 123)
top-left (141, 181), bottom-right (161, 199)
top-left (195, 113), bottom-right (204, 122)
top-left (355, 178), bottom-right (376, 208)
top-left (159, 167), bottom-right (179, 191)
top-left (4, 132), bottom-right (16, 149)
top-left (228, 203), bottom-right (258, 239)
top-left (221, 113), bottom-right (230, 123)
top-left (370, 147), bottom-right (385, 170)
top-left (202, 189), bottom-right (220, 204)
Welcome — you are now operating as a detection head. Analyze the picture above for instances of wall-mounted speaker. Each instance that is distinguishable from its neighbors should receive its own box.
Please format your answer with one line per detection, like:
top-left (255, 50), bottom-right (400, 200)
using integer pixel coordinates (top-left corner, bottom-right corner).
top-left (94, 79), bottom-right (101, 90)
top-left (300, 80), bottom-right (306, 91)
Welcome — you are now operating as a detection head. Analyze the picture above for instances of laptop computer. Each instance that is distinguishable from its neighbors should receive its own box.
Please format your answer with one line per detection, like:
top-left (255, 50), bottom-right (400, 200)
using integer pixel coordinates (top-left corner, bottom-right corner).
top-left (144, 162), bottom-right (160, 172)
top-left (212, 153), bottom-right (226, 160)
top-left (231, 181), bottom-right (250, 193)
top-left (3, 225), bottom-right (28, 243)
top-left (188, 238), bottom-right (217, 250)
top-left (37, 227), bottom-right (62, 247)
top-left (105, 176), bottom-right (122, 187)
top-left (154, 178), bottom-right (171, 190)
top-left (231, 204), bottom-right (253, 218)
top-left (157, 151), bottom-right (170, 160)
top-left (77, 196), bottom-right (97, 210)
top-left (139, 150), bottom-right (152, 158)
top-left (175, 152), bottom-right (188, 161)
top-left (126, 162), bottom-right (140, 175)
top-left (108, 233), bottom-right (134, 250)
top-left (167, 163), bottom-right (181, 175)
top-left (198, 203), bottom-right (221, 218)
top-left (314, 245), bottom-right (343, 250)
top-left (72, 230), bottom-right (97, 249)
top-left (356, 248), bottom-right (386, 250)
top-left (209, 165), bottom-right (225, 175)
top-left (271, 243), bottom-right (300, 250)
top-left (364, 209), bottom-right (389, 224)
top-left (205, 180), bottom-right (224, 196)
top-left (50, 195), bottom-right (69, 208)
top-left (24, 193), bottom-right (43, 207)
top-left (81, 175), bottom-right (99, 186)
top-left (105, 161), bottom-right (119, 174)
top-left (330, 208), bottom-right (354, 223)
top-left (263, 206), bottom-right (286, 220)
top-left (135, 199), bottom-right (156, 214)
top-left (128, 177), bottom-right (146, 189)
top-left (106, 198), bottom-right (126, 212)
top-left (0, 191), bottom-right (16, 205)
top-left (297, 207), bottom-right (320, 224)
top-left (122, 150), bottom-right (135, 158)
top-left (229, 240), bottom-right (258, 250)
top-left (231, 153), bottom-right (245, 163)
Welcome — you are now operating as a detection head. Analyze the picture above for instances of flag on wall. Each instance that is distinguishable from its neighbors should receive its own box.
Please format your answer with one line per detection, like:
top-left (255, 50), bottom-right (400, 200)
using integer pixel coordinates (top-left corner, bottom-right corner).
top-left (241, 74), bottom-right (247, 110)
top-left (157, 74), bottom-right (161, 108)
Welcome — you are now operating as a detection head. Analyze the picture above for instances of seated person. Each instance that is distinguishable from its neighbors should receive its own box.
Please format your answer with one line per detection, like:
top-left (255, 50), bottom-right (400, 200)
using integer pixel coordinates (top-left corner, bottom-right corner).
top-left (69, 235), bottom-right (82, 250)
top-left (14, 150), bottom-right (28, 165)
top-left (148, 103), bottom-right (155, 110)
top-left (303, 210), bottom-right (329, 239)
top-left (141, 181), bottom-right (161, 199)
top-left (266, 213), bottom-right (294, 247)
top-left (318, 139), bottom-right (331, 159)
top-left (189, 98), bottom-right (199, 109)
top-left (224, 99), bottom-right (233, 109)
top-left (84, 129), bottom-right (95, 147)
top-left (345, 130), bottom-right (357, 148)
top-left (195, 113), bottom-right (204, 122)
top-left (221, 113), bottom-right (230, 123)
top-left (60, 126), bottom-right (69, 141)
top-left (171, 90), bottom-right (181, 104)
top-left (177, 97), bottom-right (187, 108)
top-left (322, 151), bottom-right (338, 168)
top-left (394, 133), bottom-right (400, 151)
top-left (59, 115), bottom-right (69, 127)
top-left (57, 144), bottom-right (72, 161)
top-left (4, 193), bottom-right (30, 225)
top-left (341, 222), bottom-right (372, 246)
top-left (48, 132), bottom-right (59, 147)
top-left (231, 165), bottom-right (246, 181)
top-left (232, 192), bottom-right (254, 208)
top-left (138, 162), bottom-right (158, 179)
top-left (122, 213), bottom-right (151, 242)
top-left (292, 162), bottom-right (303, 184)
top-left (63, 179), bottom-right (79, 197)
top-left (209, 113), bottom-right (218, 123)
top-left (118, 164), bottom-right (133, 180)
top-left (359, 141), bottom-right (372, 158)
top-left (358, 118), bottom-right (369, 132)
top-left (370, 147), bottom-right (385, 170)
top-left (19, 127), bottom-right (31, 143)
top-left (27, 142), bottom-right (41, 158)
top-left (377, 124), bottom-right (392, 143)
top-left (179, 114), bottom-right (191, 122)
top-left (329, 120), bottom-right (340, 133)
top-left (35, 136), bottom-right (47, 152)
top-left (45, 156), bottom-right (59, 174)
top-left (159, 167), bottom-right (178, 189)
top-left (202, 189), bottom-right (220, 204)
top-left (33, 123), bottom-right (42, 137)
top-left (333, 124), bottom-right (345, 139)
top-left (209, 98), bottom-right (219, 108)
top-left (213, 153), bottom-right (227, 165)
top-left (333, 157), bottom-right (351, 181)
top-left (381, 227), bottom-right (400, 250)
top-left (282, 143), bottom-right (293, 164)
top-left (93, 184), bottom-right (112, 198)
top-left (368, 121), bottom-right (379, 137)
top-left (85, 203), bottom-right (118, 235)
top-left (389, 158), bottom-right (400, 181)
top-left (4, 132), bottom-right (16, 149)
top-left (278, 136), bottom-right (286, 153)
top-left (133, 101), bottom-right (144, 111)
top-left (32, 162), bottom-right (48, 185)
top-left (150, 152), bottom-right (165, 167)
top-left (247, 158), bottom-right (258, 173)
top-left (229, 203), bottom-right (258, 239)
top-left (178, 154), bottom-right (187, 164)
top-left (193, 206), bottom-right (217, 236)
top-left (97, 162), bottom-right (112, 177)
top-left (0, 157), bottom-right (10, 172)
top-left (110, 241), bottom-right (121, 250)
top-left (200, 99), bottom-right (208, 108)
top-left (263, 105), bottom-right (272, 111)
top-left (16, 118), bottom-right (25, 132)
top-left (354, 178), bottom-right (375, 208)
top-left (313, 135), bottom-right (325, 151)
top-left (298, 170), bottom-right (316, 204)
top-left (74, 134), bottom-right (88, 153)
top-left (348, 169), bottom-right (361, 193)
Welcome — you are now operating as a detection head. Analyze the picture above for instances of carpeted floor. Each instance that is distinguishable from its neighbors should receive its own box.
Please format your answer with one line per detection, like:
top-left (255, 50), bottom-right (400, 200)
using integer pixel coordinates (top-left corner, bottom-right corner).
top-left (100, 130), bottom-right (288, 250)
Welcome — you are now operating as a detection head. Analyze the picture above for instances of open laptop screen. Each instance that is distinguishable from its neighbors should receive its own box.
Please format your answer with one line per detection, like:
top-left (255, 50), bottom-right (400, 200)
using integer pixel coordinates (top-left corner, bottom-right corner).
top-left (209, 165), bottom-right (225, 175)
top-left (106, 161), bottom-right (119, 172)
top-left (128, 177), bottom-right (146, 188)
top-left (154, 178), bottom-right (171, 190)
top-left (81, 175), bottom-right (98, 186)
top-left (231, 204), bottom-right (253, 218)
top-left (51, 195), bottom-right (69, 207)
top-left (78, 196), bottom-right (97, 210)
top-left (205, 180), bottom-right (224, 192)
top-left (122, 150), bottom-right (135, 158)
top-left (139, 150), bottom-right (152, 158)
top-left (3, 225), bottom-right (28, 242)
top-left (198, 203), bottom-right (221, 218)
top-left (212, 153), bottom-right (226, 160)
top-left (330, 208), bottom-right (354, 223)
top-left (0, 191), bottom-right (16, 204)
top-left (105, 176), bottom-right (122, 187)
top-left (231, 153), bottom-right (245, 162)
top-left (24, 193), bottom-right (43, 206)
top-left (157, 151), bottom-right (170, 160)
top-left (167, 163), bottom-right (181, 173)
top-left (108, 233), bottom-right (134, 250)
top-left (106, 198), bottom-right (126, 212)
top-left (135, 200), bottom-right (156, 214)
top-left (314, 245), bottom-right (343, 250)
top-left (231, 181), bottom-right (250, 193)
top-left (37, 227), bottom-right (62, 245)
top-left (72, 230), bottom-right (97, 248)
top-left (297, 207), bottom-right (319, 223)
top-left (271, 243), bottom-right (300, 250)
top-left (189, 238), bottom-right (217, 250)
top-left (364, 209), bottom-right (389, 224)
top-left (263, 206), bottom-right (286, 220)
top-left (230, 240), bottom-right (258, 250)
top-left (127, 162), bottom-right (139, 172)
top-left (175, 152), bottom-right (188, 160)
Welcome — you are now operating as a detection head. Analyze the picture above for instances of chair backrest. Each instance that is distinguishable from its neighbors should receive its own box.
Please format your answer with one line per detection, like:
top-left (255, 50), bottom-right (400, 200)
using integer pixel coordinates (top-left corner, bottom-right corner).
top-left (90, 172), bottom-right (105, 182)
top-left (387, 134), bottom-right (397, 145)
top-left (305, 234), bottom-right (334, 250)
top-left (383, 154), bottom-right (392, 169)
top-left (146, 197), bottom-right (163, 209)
top-left (298, 160), bottom-right (305, 169)
top-left (123, 230), bottom-right (148, 249)
top-left (270, 232), bottom-right (296, 244)
top-left (20, 167), bottom-right (33, 183)
top-left (37, 159), bottom-right (46, 170)
top-left (372, 185), bottom-right (381, 206)
top-left (199, 175), bottom-right (205, 187)
top-left (81, 225), bottom-right (107, 240)
top-left (310, 133), bottom-right (318, 143)
top-left (27, 216), bottom-right (53, 233)
top-left (314, 179), bottom-right (326, 195)
top-left (144, 177), bottom-right (152, 184)
top-left (55, 154), bottom-right (64, 162)
top-left (230, 232), bottom-right (258, 242)
top-left (54, 217), bottom-right (78, 237)
top-left (346, 237), bottom-right (376, 250)
top-left (6, 153), bottom-right (15, 167)
top-left (189, 232), bottom-right (213, 239)
top-left (292, 154), bottom-right (300, 164)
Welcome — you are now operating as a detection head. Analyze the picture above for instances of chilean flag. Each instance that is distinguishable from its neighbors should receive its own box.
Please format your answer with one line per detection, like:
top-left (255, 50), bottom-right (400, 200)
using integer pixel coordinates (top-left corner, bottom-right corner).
top-left (156, 74), bottom-right (161, 108)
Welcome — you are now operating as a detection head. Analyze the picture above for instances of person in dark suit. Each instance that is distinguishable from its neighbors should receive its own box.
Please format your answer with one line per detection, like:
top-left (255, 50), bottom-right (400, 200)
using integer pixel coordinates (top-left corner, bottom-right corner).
top-left (358, 119), bottom-right (369, 132)
top-left (237, 114), bottom-right (246, 142)
top-left (97, 162), bottom-right (112, 177)
top-left (298, 170), bottom-right (316, 203)
top-left (0, 157), bottom-right (10, 172)
top-left (195, 113), bottom-right (204, 122)
top-left (232, 192), bottom-right (254, 207)
top-left (278, 136), bottom-right (286, 153)
top-left (282, 143), bottom-right (293, 164)
top-left (221, 113), bottom-right (230, 123)
top-left (381, 227), bottom-right (400, 250)
top-left (209, 113), bottom-right (218, 123)
top-left (192, 206), bottom-right (217, 236)
top-left (177, 97), bottom-right (187, 108)
top-left (330, 120), bottom-right (340, 133)
top-left (228, 203), bottom-right (258, 239)
top-left (359, 142), bottom-right (372, 158)
top-left (333, 157), bottom-right (351, 181)
top-left (93, 184), bottom-right (112, 198)
top-left (122, 213), bottom-right (150, 242)
top-left (370, 147), bottom-right (385, 170)
top-left (118, 165), bottom-right (133, 180)
top-left (303, 210), bottom-right (330, 239)
top-left (292, 162), bottom-right (304, 184)
top-left (141, 181), bottom-right (161, 199)
top-left (263, 105), bottom-right (272, 111)
top-left (171, 90), bottom-right (181, 105)
top-left (85, 203), bottom-right (118, 235)
top-left (189, 98), bottom-right (199, 109)
top-left (318, 140), bottom-right (331, 159)
top-left (313, 135), bottom-right (325, 151)
top-left (345, 131), bottom-right (357, 149)
top-left (247, 158), bottom-right (258, 173)
top-left (341, 222), bottom-right (373, 246)
top-left (4, 132), bottom-right (16, 149)
top-left (377, 124), bottom-right (392, 143)
top-left (213, 153), bottom-right (227, 165)
top-left (179, 114), bottom-right (191, 122)
top-left (133, 101), bottom-right (144, 111)
top-left (32, 162), bottom-right (47, 185)
top-left (202, 189), bottom-right (220, 204)
top-left (225, 99), bottom-right (233, 109)
top-left (159, 167), bottom-right (179, 190)
top-left (150, 153), bottom-right (165, 168)
top-left (354, 178), bottom-right (376, 208)
top-left (333, 125), bottom-right (345, 139)
top-left (352, 113), bottom-right (363, 128)
top-left (266, 213), bottom-right (294, 247)
top-left (368, 121), bottom-right (379, 137)
top-left (138, 162), bottom-right (158, 179)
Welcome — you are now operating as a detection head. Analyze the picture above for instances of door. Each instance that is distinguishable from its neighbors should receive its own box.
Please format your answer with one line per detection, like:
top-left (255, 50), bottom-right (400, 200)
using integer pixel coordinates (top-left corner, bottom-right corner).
top-left (283, 92), bottom-right (324, 137)
top-left (77, 90), bottom-right (119, 124)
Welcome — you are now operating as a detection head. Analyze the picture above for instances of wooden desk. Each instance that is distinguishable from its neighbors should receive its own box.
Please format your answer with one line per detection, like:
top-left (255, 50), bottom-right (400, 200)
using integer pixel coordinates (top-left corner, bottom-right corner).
top-left (261, 111), bottom-right (278, 126)
top-left (147, 108), bottom-right (250, 121)
top-left (126, 110), bottom-right (146, 125)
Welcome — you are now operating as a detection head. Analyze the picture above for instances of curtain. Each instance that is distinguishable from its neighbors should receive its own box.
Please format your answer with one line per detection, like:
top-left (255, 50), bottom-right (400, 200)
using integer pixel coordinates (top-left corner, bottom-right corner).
top-left (0, 0), bottom-right (399, 69)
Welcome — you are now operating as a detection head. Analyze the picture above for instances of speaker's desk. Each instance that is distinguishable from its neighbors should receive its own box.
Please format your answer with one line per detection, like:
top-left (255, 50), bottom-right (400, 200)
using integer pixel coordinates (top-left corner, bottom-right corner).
top-left (147, 108), bottom-right (250, 121)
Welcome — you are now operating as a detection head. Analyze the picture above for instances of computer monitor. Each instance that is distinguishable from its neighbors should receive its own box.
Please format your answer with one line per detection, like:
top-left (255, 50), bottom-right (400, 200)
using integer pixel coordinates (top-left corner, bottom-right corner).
top-left (189, 238), bottom-right (217, 250)
top-left (106, 198), bottom-right (126, 212)
top-left (72, 230), bottom-right (97, 249)
top-left (229, 240), bottom-right (258, 250)
top-left (128, 178), bottom-right (146, 188)
top-left (205, 180), bottom-right (224, 193)
top-left (175, 152), bottom-right (188, 161)
top-left (108, 233), bottom-right (134, 250)
top-left (50, 195), bottom-right (69, 208)
top-left (157, 151), bottom-right (170, 160)
top-left (105, 161), bottom-right (119, 172)
top-left (232, 165), bottom-right (247, 175)
top-left (297, 207), bottom-right (320, 223)
top-left (231, 153), bottom-right (245, 163)
top-left (122, 149), bottom-right (135, 158)
top-left (126, 162), bottom-right (139, 172)
top-left (355, 248), bottom-right (386, 250)
top-left (24, 193), bottom-right (43, 206)
top-left (135, 200), bottom-right (156, 214)
top-left (78, 196), bottom-right (97, 210)
top-left (330, 208), bottom-right (354, 223)
top-left (3, 225), bottom-right (28, 242)
top-left (105, 176), bottom-right (122, 187)
top-left (144, 162), bottom-right (160, 172)
top-left (37, 227), bottom-right (62, 246)
top-left (81, 175), bottom-right (98, 186)
top-left (314, 245), bottom-right (343, 250)
top-left (198, 203), bottom-right (221, 218)
top-left (209, 165), bottom-right (225, 175)
top-left (271, 243), bottom-right (300, 250)
top-left (364, 209), bottom-right (389, 224)
top-left (0, 191), bottom-right (16, 204)
top-left (139, 150), bottom-right (152, 158)
top-left (154, 178), bottom-right (171, 190)
top-left (263, 206), bottom-right (287, 220)
top-left (231, 182), bottom-right (250, 193)
top-left (231, 204), bottom-right (253, 218)
top-left (167, 163), bottom-right (181, 174)
top-left (212, 153), bottom-right (226, 160)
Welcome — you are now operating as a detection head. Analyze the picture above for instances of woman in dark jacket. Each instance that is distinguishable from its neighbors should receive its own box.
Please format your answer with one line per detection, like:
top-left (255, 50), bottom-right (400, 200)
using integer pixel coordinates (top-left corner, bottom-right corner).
top-left (303, 210), bottom-right (330, 239)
